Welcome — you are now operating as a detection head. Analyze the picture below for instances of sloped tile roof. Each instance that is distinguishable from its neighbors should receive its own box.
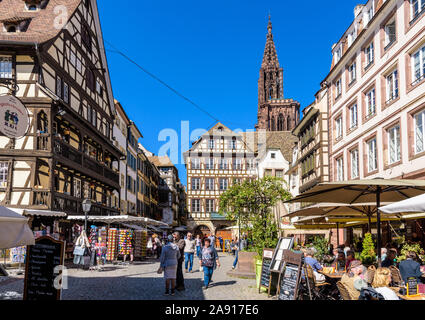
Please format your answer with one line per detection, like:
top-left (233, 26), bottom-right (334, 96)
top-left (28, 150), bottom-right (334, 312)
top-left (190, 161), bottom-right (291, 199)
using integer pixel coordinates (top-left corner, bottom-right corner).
top-left (148, 155), bottom-right (175, 168)
top-left (0, 0), bottom-right (81, 43)
top-left (242, 131), bottom-right (297, 162)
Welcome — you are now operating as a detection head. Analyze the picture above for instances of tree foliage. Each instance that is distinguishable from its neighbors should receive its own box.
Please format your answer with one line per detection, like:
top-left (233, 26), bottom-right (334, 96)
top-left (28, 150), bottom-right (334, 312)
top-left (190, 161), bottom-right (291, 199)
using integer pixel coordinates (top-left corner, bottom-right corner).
top-left (219, 176), bottom-right (292, 257)
top-left (360, 233), bottom-right (376, 266)
top-left (310, 236), bottom-right (329, 263)
top-left (397, 242), bottom-right (425, 263)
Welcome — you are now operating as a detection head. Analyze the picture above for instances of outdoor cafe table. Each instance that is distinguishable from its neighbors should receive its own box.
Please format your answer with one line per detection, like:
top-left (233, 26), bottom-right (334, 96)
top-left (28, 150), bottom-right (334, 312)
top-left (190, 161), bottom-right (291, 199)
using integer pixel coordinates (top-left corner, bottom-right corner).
top-left (319, 271), bottom-right (345, 279)
top-left (390, 287), bottom-right (425, 301)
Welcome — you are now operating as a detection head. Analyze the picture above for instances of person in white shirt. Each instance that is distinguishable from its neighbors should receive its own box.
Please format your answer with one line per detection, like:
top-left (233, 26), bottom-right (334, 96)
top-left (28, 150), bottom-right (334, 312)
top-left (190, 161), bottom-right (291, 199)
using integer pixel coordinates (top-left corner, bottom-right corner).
top-left (184, 232), bottom-right (196, 273)
top-left (371, 267), bottom-right (400, 300)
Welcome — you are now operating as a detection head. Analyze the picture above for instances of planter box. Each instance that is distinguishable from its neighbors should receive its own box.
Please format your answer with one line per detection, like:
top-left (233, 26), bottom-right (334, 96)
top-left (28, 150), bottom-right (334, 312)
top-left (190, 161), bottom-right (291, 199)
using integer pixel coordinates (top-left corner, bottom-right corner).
top-left (227, 251), bottom-right (256, 279)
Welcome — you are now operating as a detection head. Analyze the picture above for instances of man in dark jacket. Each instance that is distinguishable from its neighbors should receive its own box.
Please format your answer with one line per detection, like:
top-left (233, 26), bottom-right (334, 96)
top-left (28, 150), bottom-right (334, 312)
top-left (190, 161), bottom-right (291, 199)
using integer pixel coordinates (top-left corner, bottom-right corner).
top-left (399, 251), bottom-right (423, 283)
top-left (173, 231), bottom-right (186, 291)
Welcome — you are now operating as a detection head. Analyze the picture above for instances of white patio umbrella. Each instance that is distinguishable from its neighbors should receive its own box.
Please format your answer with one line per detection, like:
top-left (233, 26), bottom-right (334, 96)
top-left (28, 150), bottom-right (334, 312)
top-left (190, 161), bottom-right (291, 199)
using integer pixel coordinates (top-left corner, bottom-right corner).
top-left (380, 193), bottom-right (425, 214)
top-left (0, 206), bottom-right (35, 249)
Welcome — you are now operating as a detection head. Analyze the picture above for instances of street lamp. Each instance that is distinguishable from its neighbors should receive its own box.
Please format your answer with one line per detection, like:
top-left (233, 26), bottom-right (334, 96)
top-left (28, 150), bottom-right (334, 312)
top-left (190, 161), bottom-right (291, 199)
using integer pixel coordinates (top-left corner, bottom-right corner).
top-left (82, 199), bottom-right (92, 231)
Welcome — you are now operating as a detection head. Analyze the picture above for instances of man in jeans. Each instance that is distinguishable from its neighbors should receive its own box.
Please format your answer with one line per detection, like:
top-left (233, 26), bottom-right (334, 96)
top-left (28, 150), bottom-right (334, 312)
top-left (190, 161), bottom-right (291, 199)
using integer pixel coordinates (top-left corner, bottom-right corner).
top-left (173, 231), bottom-right (186, 291)
top-left (184, 232), bottom-right (196, 273)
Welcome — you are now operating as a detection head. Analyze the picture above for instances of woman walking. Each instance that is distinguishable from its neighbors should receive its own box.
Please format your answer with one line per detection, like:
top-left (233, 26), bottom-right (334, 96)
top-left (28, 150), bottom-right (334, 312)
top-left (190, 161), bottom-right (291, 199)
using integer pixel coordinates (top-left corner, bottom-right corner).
top-left (200, 238), bottom-right (220, 289)
top-left (159, 235), bottom-right (181, 296)
top-left (195, 234), bottom-right (202, 259)
top-left (73, 230), bottom-right (90, 269)
top-left (153, 234), bottom-right (162, 259)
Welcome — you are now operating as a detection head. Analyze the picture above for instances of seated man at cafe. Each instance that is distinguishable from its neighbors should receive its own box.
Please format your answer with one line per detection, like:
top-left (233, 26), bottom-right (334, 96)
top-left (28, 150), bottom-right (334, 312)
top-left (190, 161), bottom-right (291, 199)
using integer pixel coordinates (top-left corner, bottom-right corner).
top-left (399, 251), bottom-right (423, 284)
top-left (381, 249), bottom-right (397, 268)
top-left (304, 248), bottom-right (326, 283)
top-left (340, 260), bottom-right (368, 300)
top-left (332, 250), bottom-right (346, 272)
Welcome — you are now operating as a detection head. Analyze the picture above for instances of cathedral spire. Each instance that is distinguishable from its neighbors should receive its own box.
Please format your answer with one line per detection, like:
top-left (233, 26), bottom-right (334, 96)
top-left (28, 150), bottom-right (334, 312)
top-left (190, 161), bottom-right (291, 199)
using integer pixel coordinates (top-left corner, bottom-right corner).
top-left (262, 16), bottom-right (279, 69)
top-left (256, 16), bottom-right (300, 132)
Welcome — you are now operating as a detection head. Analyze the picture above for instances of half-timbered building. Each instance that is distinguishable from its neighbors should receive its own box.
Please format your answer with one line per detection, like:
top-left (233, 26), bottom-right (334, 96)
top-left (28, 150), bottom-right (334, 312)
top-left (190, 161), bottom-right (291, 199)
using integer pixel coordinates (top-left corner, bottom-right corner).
top-left (183, 122), bottom-right (257, 237)
top-left (0, 0), bottom-right (123, 220)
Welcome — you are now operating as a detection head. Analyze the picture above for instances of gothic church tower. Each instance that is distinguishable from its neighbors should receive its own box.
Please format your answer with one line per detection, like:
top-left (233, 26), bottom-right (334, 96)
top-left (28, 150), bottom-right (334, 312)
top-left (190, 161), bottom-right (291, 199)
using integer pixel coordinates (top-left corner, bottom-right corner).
top-left (256, 17), bottom-right (300, 132)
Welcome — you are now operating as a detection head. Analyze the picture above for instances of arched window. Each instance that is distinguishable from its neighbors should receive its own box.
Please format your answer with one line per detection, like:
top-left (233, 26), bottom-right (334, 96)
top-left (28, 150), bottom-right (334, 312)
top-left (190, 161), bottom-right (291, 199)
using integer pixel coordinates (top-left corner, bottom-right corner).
top-left (37, 111), bottom-right (48, 133)
top-left (287, 116), bottom-right (291, 131)
top-left (270, 116), bottom-right (275, 131)
top-left (277, 114), bottom-right (284, 131)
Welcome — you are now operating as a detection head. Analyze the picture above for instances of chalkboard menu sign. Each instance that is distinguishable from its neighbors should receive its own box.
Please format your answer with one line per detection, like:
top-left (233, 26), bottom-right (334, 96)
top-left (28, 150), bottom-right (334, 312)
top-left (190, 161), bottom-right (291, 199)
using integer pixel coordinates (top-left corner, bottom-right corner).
top-left (407, 277), bottom-right (419, 297)
top-left (259, 248), bottom-right (274, 293)
top-left (278, 250), bottom-right (303, 301)
top-left (23, 236), bottom-right (65, 300)
top-left (270, 237), bottom-right (294, 272)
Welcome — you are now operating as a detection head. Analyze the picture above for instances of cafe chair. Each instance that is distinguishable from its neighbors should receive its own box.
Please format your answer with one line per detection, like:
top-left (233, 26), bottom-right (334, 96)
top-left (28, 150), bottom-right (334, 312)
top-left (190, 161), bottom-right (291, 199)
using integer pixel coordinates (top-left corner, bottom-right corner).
top-left (305, 265), bottom-right (332, 300)
top-left (389, 266), bottom-right (403, 287)
top-left (365, 265), bottom-right (376, 285)
top-left (336, 281), bottom-right (352, 300)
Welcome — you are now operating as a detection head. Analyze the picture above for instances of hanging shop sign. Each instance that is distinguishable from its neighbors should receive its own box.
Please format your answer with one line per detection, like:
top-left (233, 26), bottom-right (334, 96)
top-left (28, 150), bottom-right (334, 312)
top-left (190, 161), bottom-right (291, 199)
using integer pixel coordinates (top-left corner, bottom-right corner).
top-left (0, 95), bottom-right (29, 139)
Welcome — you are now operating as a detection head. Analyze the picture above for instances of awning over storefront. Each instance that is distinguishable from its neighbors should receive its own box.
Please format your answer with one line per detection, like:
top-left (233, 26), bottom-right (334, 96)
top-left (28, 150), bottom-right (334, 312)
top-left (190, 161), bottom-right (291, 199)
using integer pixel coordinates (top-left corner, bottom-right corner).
top-left (7, 208), bottom-right (67, 217)
top-left (148, 225), bottom-right (163, 233)
top-left (66, 215), bottom-right (169, 227)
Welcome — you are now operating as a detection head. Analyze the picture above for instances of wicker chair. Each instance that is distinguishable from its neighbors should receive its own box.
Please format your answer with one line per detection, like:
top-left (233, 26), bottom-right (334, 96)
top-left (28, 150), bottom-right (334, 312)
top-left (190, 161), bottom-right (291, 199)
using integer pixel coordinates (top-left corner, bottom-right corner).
top-left (337, 281), bottom-right (352, 300)
top-left (389, 265), bottom-right (403, 286)
top-left (365, 265), bottom-right (376, 284)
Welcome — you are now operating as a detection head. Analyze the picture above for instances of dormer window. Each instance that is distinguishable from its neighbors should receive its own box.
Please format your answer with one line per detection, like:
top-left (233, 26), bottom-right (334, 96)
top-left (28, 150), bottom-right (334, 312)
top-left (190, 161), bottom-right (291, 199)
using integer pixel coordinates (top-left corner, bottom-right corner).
top-left (25, 3), bottom-right (38, 11)
top-left (335, 46), bottom-right (342, 63)
top-left (2, 19), bottom-right (31, 33)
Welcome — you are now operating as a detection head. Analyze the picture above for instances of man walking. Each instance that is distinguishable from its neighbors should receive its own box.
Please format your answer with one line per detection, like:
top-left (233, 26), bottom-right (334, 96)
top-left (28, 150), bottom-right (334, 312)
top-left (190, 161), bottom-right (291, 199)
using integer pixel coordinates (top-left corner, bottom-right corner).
top-left (184, 232), bottom-right (196, 273)
top-left (173, 231), bottom-right (186, 291)
top-left (208, 233), bottom-right (216, 249)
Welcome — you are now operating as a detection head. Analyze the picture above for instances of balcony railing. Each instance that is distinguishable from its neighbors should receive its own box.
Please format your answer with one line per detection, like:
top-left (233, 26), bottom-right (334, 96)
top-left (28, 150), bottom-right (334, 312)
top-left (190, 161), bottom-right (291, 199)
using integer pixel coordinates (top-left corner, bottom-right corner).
top-left (36, 134), bottom-right (49, 151)
top-left (53, 192), bottom-right (120, 216)
top-left (53, 138), bottom-right (119, 186)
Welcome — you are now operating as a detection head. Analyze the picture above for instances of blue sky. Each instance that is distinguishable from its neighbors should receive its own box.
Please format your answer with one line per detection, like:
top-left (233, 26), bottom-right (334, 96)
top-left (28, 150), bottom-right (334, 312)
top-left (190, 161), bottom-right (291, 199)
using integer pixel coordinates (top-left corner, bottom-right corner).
top-left (98, 0), bottom-right (362, 186)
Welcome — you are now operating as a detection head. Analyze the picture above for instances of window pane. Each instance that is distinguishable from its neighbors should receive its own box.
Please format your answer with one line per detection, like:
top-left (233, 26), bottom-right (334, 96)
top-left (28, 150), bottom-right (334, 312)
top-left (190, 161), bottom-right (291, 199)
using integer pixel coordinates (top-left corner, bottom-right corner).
top-left (416, 112), bottom-right (424, 153)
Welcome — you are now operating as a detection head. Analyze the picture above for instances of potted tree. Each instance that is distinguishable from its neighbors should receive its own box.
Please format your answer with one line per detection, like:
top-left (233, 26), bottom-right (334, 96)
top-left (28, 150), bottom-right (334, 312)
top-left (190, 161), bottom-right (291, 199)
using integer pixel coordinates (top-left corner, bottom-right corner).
top-left (219, 176), bottom-right (291, 288)
top-left (360, 233), bottom-right (377, 267)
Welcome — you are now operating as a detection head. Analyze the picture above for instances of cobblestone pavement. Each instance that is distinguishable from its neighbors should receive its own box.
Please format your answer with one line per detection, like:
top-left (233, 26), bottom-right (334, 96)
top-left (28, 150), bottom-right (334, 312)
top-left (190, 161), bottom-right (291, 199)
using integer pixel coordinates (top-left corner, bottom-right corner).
top-left (0, 252), bottom-right (271, 300)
